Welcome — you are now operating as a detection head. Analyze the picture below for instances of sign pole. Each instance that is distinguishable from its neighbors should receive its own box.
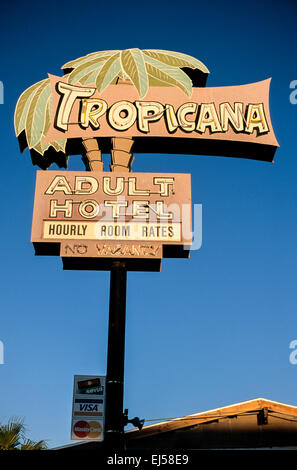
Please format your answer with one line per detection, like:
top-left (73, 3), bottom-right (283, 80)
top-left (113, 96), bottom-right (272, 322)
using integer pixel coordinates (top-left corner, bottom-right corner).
top-left (104, 261), bottom-right (127, 451)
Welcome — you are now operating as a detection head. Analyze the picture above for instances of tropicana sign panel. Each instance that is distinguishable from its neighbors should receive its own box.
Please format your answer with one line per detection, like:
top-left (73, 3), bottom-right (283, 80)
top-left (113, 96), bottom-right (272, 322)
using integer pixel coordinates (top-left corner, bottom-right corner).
top-left (45, 75), bottom-right (276, 165)
top-left (15, 49), bottom-right (278, 174)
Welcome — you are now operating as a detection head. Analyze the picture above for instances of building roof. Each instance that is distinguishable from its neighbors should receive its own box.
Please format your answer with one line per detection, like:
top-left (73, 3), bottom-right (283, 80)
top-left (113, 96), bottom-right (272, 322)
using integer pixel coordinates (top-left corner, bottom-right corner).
top-left (126, 397), bottom-right (297, 442)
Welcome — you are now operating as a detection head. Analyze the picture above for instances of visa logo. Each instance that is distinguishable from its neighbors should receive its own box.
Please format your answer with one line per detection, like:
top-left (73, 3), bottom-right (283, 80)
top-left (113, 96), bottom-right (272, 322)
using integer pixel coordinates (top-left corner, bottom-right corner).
top-left (79, 404), bottom-right (99, 412)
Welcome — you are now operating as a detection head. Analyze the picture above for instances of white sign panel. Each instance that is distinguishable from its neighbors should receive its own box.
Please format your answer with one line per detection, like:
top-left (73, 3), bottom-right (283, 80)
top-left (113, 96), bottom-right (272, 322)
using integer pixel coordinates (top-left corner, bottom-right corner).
top-left (71, 375), bottom-right (106, 441)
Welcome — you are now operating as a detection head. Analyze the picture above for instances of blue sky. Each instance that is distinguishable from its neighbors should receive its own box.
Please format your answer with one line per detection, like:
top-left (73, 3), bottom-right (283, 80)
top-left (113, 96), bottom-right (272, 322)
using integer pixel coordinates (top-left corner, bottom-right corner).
top-left (0, 0), bottom-right (296, 449)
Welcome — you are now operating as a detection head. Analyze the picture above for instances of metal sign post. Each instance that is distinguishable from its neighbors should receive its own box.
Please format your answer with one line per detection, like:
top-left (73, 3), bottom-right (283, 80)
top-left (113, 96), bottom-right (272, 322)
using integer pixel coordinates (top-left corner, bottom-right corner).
top-left (104, 261), bottom-right (127, 450)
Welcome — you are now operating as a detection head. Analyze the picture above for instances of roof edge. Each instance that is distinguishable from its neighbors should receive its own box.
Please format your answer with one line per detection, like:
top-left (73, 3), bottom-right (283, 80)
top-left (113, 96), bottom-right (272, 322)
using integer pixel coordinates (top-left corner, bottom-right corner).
top-left (127, 397), bottom-right (297, 440)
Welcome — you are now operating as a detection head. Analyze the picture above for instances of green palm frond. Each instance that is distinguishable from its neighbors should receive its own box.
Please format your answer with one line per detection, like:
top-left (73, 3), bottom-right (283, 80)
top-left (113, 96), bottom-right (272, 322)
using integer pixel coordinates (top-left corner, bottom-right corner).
top-left (120, 49), bottom-right (149, 98)
top-left (144, 54), bottom-right (193, 96)
top-left (14, 77), bottom-right (66, 156)
top-left (21, 438), bottom-right (48, 450)
top-left (0, 418), bottom-right (47, 450)
top-left (68, 57), bottom-right (105, 85)
top-left (62, 48), bottom-right (209, 98)
top-left (62, 50), bottom-right (120, 71)
top-left (0, 418), bottom-right (25, 450)
top-left (142, 49), bottom-right (209, 73)
top-left (96, 52), bottom-right (122, 93)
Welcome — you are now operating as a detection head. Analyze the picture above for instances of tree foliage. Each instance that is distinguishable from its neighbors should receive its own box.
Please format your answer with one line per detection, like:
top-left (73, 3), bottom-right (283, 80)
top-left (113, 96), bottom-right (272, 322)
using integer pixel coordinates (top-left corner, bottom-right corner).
top-left (0, 418), bottom-right (47, 451)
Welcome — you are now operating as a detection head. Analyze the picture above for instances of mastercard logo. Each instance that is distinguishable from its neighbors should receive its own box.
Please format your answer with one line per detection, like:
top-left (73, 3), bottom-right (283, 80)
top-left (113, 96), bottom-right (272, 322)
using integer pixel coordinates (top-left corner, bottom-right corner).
top-left (73, 420), bottom-right (102, 439)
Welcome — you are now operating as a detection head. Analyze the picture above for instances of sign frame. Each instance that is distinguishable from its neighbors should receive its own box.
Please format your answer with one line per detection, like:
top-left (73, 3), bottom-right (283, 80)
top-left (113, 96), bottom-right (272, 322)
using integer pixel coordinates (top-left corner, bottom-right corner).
top-left (31, 170), bottom-right (192, 272)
